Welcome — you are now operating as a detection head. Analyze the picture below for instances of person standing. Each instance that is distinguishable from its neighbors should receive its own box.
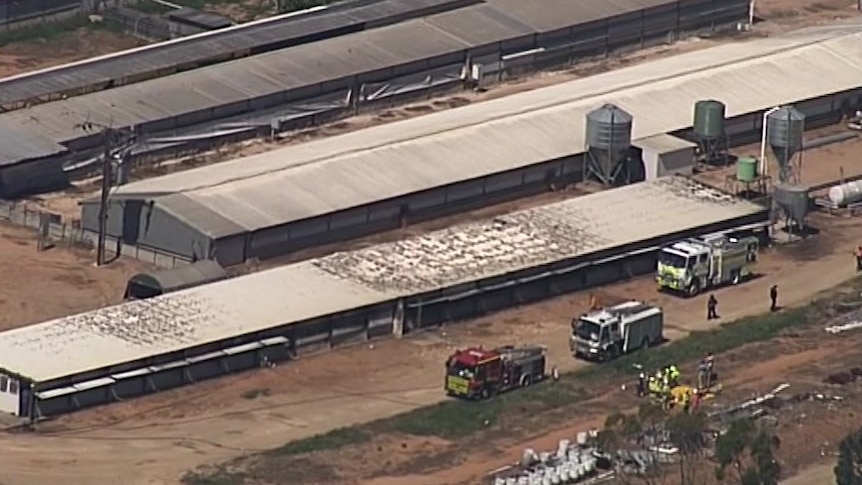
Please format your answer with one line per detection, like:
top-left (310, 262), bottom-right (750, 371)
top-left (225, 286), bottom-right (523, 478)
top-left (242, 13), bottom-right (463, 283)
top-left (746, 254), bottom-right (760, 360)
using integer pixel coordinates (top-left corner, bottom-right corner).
top-left (707, 294), bottom-right (718, 320)
top-left (856, 246), bottom-right (862, 271)
top-left (770, 285), bottom-right (779, 312)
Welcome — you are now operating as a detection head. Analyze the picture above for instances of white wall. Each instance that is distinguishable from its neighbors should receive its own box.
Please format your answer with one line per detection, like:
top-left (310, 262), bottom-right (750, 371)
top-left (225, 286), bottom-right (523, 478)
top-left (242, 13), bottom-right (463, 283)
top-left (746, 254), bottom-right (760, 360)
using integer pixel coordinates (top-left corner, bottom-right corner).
top-left (0, 373), bottom-right (20, 416)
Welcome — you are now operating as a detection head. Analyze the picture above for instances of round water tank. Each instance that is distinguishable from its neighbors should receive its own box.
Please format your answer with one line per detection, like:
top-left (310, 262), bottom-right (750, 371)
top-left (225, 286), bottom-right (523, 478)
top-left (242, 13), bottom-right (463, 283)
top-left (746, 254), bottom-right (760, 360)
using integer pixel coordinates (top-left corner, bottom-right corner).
top-left (828, 180), bottom-right (862, 206)
top-left (767, 106), bottom-right (805, 152)
top-left (586, 103), bottom-right (633, 153)
top-left (693, 100), bottom-right (726, 139)
top-left (775, 184), bottom-right (810, 223)
top-left (736, 157), bottom-right (758, 182)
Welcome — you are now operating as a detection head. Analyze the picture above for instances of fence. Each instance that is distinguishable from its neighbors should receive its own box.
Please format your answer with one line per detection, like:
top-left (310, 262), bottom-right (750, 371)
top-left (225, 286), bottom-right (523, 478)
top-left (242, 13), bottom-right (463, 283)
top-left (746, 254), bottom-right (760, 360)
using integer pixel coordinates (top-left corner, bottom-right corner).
top-left (0, 200), bottom-right (188, 268)
top-left (102, 6), bottom-right (172, 41)
top-left (0, 0), bottom-right (82, 32)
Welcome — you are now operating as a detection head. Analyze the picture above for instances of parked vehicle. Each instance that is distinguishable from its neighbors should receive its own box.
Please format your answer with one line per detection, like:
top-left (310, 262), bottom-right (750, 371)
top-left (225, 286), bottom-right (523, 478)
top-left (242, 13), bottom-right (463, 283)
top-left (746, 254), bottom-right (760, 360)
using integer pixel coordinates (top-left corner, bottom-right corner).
top-left (571, 300), bottom-right (663, 361)
top-left (445, 345), bottom-right (547, 399)
top-left (656, 234), bottom-right (758, 297)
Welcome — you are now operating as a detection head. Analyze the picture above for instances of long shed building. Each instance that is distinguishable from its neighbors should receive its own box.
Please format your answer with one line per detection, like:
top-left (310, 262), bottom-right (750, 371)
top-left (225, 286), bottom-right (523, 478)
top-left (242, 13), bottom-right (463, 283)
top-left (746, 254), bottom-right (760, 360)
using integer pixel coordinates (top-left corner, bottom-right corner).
top-left (80, 22), bottom-right (862, 266)
top-left (0, 0), bottom-right (749, 196)
top-left (0, 177), bottom-right (767, 418)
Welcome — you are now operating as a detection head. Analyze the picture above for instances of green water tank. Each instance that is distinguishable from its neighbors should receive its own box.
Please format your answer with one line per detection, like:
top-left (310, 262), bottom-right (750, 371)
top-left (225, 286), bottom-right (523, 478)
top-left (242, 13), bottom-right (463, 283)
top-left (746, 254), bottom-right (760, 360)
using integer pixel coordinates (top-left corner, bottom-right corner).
top-left (693, 100), bottom-right (726, 140)
top-left (736, 157), bottom-right (758, 182)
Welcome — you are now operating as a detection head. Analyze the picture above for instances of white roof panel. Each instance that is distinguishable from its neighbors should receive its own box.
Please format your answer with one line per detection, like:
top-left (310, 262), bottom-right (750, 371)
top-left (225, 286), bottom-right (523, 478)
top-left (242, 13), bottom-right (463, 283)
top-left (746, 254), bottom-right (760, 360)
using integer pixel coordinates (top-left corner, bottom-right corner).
top-left (0, 261), bottom-right (396, 384)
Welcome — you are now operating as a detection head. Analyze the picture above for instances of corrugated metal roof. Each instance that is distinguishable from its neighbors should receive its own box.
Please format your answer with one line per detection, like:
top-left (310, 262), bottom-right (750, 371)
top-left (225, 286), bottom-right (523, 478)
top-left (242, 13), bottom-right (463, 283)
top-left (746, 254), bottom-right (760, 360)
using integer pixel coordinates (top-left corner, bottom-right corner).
top-left (128, 260), bottom-right (228, 292)
top-left (0, 18), bottom-right (472, 155)
top-left (487, 0), bottom-right (669, 32)
top-left (0, 0), bottom-right (473, 106)
top-left (0, 124), bottom-right (67, 165)
top-left (0, 0), bottom-right (698, 167)
top-left (0, 176), bottom-right (762, 384)
top-left (633, 134), bottom-right (697, 154)
top-left (424, 4), bottom-right (535, 45)
top-left (112, 23), bottom-right (862, 237)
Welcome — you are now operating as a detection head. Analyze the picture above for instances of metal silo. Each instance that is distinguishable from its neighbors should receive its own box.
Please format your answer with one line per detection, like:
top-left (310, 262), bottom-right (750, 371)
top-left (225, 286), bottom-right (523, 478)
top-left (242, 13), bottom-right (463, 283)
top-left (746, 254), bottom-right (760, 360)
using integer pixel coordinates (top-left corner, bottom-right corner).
top-left (774, 184), bottom-right (811, 235)
top-left (767, 106), bottom-right (805, 183)
top-left (692, 100), bottom-right (728, 165)
top-left (584, 104), bottom-right (633, 187)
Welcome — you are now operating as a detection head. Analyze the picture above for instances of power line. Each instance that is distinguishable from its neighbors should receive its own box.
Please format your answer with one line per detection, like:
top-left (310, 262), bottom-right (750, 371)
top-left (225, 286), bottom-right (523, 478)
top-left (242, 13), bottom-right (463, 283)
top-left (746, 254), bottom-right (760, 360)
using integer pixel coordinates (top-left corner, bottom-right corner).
top-left (75, 119), bottom-right (136, 266)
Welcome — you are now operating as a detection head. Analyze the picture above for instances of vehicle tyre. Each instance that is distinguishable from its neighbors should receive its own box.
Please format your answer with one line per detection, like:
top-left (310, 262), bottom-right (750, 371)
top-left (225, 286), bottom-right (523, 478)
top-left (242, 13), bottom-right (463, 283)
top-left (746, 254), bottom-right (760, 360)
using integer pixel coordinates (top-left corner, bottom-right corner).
top-left (640, 337), bottom-right (651, 351)
top-left (686, 279), bottom-right (701, 298)
top-left (480, 388), bottom-right (490, 400)
top-left (521, 375), bottom-right (533, 388)
top-left (731, 270), bottom-right (741, 285)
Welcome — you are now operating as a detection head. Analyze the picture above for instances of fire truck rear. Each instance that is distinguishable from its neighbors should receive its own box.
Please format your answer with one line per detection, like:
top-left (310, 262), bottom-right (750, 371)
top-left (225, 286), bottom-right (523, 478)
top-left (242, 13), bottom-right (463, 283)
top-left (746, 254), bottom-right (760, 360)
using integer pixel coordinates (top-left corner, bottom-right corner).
top-left (444, 345), bottom-right (547, 399)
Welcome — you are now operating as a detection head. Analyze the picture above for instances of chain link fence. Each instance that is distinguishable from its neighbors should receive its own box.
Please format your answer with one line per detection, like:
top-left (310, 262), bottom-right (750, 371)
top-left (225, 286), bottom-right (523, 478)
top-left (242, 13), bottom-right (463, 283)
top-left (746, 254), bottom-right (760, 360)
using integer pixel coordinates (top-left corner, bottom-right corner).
top-left (0, 200), bottom-right (187, 268)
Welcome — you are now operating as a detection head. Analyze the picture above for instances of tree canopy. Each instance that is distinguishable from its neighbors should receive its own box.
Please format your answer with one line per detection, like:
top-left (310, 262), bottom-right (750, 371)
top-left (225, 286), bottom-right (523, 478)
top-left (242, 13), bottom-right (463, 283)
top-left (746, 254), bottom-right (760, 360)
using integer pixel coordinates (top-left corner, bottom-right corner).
top-left (715, 419), bottom-right (781, 485)
top-left (835, 426), bottom-right (862, 485)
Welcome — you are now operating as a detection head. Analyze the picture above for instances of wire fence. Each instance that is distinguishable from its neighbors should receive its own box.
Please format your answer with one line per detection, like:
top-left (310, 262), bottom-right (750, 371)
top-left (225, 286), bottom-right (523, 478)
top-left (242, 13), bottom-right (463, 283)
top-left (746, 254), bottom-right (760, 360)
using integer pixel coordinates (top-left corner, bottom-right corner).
top-left (0, 200), bottom-right (187, 268)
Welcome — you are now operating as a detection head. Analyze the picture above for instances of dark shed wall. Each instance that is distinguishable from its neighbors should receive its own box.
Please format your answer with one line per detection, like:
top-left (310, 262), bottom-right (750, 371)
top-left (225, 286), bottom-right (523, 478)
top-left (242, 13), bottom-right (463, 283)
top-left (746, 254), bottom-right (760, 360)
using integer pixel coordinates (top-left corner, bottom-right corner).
top-left (0, 158), bottom-right (69, 198)
top-left (81, 199), bottom-right (213, 260)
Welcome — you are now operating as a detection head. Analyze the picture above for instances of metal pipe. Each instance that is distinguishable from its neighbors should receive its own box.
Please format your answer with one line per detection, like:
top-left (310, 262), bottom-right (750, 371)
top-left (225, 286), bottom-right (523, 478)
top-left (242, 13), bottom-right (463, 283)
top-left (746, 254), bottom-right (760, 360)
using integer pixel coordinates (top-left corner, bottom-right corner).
top-left (803, 132), bottom-right (858, 151)
top-left (760, 107), bottom-right (780, 177)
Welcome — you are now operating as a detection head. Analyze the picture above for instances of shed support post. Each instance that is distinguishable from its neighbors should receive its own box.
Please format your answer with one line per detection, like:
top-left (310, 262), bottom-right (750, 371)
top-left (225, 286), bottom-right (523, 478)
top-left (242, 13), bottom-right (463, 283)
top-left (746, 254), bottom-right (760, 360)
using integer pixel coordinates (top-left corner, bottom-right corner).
top-left (393, 299), bottom-right (405, 339)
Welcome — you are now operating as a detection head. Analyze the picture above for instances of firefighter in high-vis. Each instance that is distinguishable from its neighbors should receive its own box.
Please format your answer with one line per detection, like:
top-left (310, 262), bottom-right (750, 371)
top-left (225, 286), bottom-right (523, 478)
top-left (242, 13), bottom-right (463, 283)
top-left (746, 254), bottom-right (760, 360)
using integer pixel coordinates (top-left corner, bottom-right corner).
top-left (667, 364), bottom-right (681, 387)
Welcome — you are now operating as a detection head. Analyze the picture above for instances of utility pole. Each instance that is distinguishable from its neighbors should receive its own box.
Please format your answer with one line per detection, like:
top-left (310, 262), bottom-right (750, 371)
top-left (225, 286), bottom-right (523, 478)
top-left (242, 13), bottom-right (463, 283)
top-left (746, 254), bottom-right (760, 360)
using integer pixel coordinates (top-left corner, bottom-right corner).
top-left (77, 120), bottom-right (135, 267)
top-left (96, 128), bottom-right (113, 267)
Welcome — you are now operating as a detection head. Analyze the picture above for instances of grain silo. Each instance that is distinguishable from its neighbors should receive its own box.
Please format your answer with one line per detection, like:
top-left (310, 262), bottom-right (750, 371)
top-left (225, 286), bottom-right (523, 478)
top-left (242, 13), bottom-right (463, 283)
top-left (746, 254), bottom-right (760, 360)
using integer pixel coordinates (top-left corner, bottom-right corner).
top-left (767, 106), bottom-right (805, 184)
top-left (584, 104), bottom-right (634, 187)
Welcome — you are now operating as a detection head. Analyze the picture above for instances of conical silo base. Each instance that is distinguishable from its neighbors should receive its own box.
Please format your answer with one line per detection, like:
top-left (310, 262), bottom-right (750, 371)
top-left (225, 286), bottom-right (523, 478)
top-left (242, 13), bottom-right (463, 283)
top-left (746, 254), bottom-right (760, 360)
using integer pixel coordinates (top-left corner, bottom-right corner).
top-left (585, 149), bottom-right (630, 187)
top-left (769, 144), bottom-right (800, 184)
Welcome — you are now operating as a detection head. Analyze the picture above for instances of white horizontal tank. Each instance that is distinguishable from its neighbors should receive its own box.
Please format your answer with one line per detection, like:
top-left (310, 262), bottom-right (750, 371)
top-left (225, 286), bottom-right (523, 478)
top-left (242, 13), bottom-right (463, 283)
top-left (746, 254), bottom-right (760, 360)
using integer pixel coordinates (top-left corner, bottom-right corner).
top-left (828, 180), bottom-right (862, 206)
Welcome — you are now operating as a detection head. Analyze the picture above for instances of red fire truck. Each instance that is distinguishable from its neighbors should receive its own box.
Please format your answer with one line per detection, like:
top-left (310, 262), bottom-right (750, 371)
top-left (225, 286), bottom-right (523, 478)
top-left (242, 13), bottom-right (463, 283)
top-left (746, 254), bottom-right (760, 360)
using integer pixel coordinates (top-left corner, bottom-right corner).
top-left (444, 345), bottom-right (547, 400)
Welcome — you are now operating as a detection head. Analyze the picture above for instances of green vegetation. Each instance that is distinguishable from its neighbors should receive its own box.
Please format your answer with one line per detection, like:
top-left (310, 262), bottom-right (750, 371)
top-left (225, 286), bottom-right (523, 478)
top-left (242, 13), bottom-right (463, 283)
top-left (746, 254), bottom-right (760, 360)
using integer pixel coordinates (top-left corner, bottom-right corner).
top-left (715, 418), bottom-right (781, 485)
top-left (0, 15), bottom-right (97, 47)
top-left (266, 427), bottom-right (370, 457)
top-left (239, 387), bottom-right (270, 399)
top-left (182, 468), bottom-right (247, 485)
top-left (835, 424), bottom-right (862, 485)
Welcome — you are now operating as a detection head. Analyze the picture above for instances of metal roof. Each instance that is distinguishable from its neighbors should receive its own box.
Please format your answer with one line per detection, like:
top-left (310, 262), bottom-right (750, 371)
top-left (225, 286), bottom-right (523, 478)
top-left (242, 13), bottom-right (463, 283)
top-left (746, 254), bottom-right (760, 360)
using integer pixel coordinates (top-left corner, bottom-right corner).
top-left (110, 23), bottom-right (862, 238)
top-left (487, 0), bottom-right (671, 32)
top-left (0, 261), bottom-right (397, 384)
top-left (127, 260), bottom-right (228, 293)
top-left (0, 176), bottom-right (762, 384)
top-left (0, 125), bottom-right (67, 165)
top-left (0, 17), bottom-right (472, 161)
top-left (0, 0), bottom-right (472, 106)
top-left (0, 0), bottom-right (697, 167)
top-left (633, 134), bottom-right (697, 154)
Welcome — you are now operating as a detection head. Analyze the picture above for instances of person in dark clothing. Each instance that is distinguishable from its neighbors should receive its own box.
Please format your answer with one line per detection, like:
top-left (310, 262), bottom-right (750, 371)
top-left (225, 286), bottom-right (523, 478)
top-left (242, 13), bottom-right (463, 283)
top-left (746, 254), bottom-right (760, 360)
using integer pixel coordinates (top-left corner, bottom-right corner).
top-left (636, 372), bottom-right (646, 397)
top-left (856, 246), bottom-right (862, 271)
top-left (770, 285), bottom-right (779, 312)
top-left (707, 294), bottom-right (718, 320)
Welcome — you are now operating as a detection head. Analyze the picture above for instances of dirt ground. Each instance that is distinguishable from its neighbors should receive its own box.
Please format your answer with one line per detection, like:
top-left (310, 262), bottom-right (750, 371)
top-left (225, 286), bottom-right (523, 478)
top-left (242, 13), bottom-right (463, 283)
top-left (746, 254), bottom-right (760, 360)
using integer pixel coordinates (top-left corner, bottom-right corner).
top-left (0, 27), bottom-right (143, 79)
top-left (0, 222), bottom-right (150, 330)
